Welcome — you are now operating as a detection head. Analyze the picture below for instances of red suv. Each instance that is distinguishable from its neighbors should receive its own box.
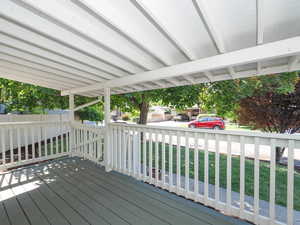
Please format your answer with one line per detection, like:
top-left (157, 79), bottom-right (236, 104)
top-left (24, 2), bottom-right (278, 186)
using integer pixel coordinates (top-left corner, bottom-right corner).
top-left (188, 117), bottom-right (225, 130)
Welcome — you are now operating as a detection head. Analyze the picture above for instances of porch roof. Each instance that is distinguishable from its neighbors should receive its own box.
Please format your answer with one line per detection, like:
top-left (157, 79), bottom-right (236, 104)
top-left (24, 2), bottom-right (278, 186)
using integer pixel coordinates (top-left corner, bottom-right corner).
top-left (0, 0), bottom-right (300, 97)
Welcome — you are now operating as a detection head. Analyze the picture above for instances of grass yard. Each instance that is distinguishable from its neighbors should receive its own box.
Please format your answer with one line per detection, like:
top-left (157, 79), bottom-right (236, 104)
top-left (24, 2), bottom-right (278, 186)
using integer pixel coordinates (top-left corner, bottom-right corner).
top-left (143, 142), bottom-right (300, 211)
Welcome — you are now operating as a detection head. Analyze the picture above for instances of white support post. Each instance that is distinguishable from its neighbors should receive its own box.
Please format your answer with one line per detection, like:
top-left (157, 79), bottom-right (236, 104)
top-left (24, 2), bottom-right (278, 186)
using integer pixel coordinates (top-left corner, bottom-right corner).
top-left (69, 94), bottom-right (75, 155)
top-left (104, 87), bottom-right (112, 172)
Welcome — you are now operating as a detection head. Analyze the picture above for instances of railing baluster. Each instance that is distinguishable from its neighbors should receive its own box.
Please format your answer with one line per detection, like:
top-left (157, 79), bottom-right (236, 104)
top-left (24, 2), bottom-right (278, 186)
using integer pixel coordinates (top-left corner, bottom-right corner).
top-left (50, 125), bottom-right (53, 156)
top-left (138, 129), bottom-right (142, 179)
top-left (24, 126), bottom-right (28, 160)
top-left (1, 128), bottom-right (6, 166)
top-left (254, 137), bottom-right (260, 223)
top-left (38, 126), bottom-right (42, 157)
top-left (122, 127), bottom-right (127, 173)
top-left (44, 126), bottom-right (47, 157)
top-left (31, 126), bottom-right (35, 159)
top-left (149, 131), bottom-right (153, 182)
top-left (118, 127), bottom-right (122, 172)
top-left (17, 127), bottom-right (21, 162)
top-left (176, 132), bottom-right (181, 193)
top-left (215, 134), bottom-right (220, 206)
top-left (204, 133), bottom-right (209, 204)
top-left (269, 139), bottom-right (276, 223)
top-left (66, 125), bottom-right (69, 154)
top-left (143, 129), bottom-right (147, 180)
top-left (9, 127), bottom-right (13, 163)
top-left (185, 132), bottom-right (189, 196)
top-left (169, 134), bottom-right (173, 189)
top-left (162, 132), bottom-right (166, 187)
top-left (287, 140), bottom-right (294, 225)
top-left (133, 129), bottom-right (137, 177)
top-left (155, 132), bottom-right (159, 185)
top-left (194, 133), bottom-right (199, 199)
top-left (226, 135), bottom-right (232, 213)
top-left (59, 122), bottom-right (64, 153)
top-left (239, 136), bottom-right (245, 216)
top-left (112, 128), bottom-right (118, 169)
top-left (128, 129), bottom-right (132, 175)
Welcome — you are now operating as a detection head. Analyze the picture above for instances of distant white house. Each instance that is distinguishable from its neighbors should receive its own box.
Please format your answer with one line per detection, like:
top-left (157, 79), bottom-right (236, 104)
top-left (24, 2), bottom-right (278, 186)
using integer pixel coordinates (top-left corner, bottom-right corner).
top-left (147, 106), bottom-right (174, 122)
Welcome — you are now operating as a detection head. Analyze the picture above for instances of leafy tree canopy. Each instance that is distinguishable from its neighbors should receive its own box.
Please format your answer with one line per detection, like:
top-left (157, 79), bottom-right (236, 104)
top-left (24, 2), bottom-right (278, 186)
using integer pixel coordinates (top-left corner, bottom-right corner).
top-left (199, 72), bottom-right (299, 119)
top-left (111, 85), bottom-right (203, 124)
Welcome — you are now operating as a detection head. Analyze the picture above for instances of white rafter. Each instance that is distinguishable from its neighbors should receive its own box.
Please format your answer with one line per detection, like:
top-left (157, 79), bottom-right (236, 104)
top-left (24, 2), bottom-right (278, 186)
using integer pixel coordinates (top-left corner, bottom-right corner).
top-left (130, 0), bottom-right (195, 61)
top-left (192, 0), bottom-right (235, 79)
top-left (0, 60), bottom-right (86, 87)
top-left (61, 36), bottom-right (300, 95)
top-left (0, 0), bottom-right (139, 74)
top-left (256, 0), bottom-right (264, 73)
top-left (0, 52), bottom-right (92, 84)
top-left (71, 0), bottom-right (168, 67)
top-left (74, 98), bottom-right (102, 111)
top-left (17, 0), bottom-right (154, 72)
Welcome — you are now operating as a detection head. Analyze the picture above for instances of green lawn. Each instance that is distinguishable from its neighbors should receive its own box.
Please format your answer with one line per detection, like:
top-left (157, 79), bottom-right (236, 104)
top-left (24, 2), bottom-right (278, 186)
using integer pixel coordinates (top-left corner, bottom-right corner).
top-left (143, 142), bottom-right (300, 211)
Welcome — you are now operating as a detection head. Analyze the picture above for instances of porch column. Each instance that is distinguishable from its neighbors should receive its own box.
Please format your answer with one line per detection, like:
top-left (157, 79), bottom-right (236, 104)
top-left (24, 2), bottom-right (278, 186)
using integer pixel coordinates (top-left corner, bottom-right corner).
top-left (69, 94), bottom-right (75, 155)
top-left (104, 88), bottom-right (112, 172)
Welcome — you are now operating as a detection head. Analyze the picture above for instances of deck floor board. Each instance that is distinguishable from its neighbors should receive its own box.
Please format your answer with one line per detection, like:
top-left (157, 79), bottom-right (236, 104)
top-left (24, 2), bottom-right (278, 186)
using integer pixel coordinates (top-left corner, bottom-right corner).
top-left (0, 157), bottom-right (251, 225)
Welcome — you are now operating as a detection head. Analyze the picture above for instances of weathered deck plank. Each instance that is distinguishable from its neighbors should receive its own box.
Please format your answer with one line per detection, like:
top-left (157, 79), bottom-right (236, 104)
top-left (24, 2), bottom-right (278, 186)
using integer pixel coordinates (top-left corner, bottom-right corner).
top-left (0, 203), bottom-right (10, 225)
top-left (0, 157), bottom-right (251, 225)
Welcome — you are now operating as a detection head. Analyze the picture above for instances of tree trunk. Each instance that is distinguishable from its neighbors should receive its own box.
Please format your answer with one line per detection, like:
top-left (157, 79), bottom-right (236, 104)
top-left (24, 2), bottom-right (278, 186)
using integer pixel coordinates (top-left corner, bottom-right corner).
top-left (275, 146), bottom-right (285, 163)
top-left (138, 102), bottom-right (149, 125)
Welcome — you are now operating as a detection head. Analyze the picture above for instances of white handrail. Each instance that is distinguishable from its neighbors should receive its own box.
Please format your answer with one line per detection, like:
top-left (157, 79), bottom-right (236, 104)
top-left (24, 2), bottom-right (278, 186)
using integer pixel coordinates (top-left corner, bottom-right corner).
top-left (109, 123), bottom-right (299, 225)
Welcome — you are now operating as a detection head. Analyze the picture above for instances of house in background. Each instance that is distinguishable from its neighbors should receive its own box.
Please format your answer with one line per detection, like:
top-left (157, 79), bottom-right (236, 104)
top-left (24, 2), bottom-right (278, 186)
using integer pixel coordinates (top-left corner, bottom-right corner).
top-left (147, 106), bottom-right (174, 122)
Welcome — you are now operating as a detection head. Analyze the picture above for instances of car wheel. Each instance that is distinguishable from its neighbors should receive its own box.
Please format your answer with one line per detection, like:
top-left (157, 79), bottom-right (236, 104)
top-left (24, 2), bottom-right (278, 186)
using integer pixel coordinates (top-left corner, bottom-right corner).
top-left (189, 124), bottom-right (196, 128)
top-left (213, 125), bottom-right (221, 130)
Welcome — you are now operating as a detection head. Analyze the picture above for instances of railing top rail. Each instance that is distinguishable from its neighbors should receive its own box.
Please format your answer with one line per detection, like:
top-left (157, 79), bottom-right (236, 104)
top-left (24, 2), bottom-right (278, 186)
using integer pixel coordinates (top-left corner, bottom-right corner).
top-left (0, 121), bottom-right (70, 126)
top-left (110, 122), bottom-right (300, 141)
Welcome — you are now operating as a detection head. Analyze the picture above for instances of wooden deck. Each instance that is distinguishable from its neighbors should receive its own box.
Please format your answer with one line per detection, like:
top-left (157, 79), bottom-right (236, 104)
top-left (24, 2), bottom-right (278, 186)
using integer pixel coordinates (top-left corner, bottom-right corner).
top-left (0, 157), bottom-right (250, 225)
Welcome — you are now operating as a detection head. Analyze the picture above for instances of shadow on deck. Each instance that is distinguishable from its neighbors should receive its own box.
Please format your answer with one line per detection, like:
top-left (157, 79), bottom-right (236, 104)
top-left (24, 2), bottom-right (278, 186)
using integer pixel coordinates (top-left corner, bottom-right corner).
top-left (0, 157), bottom-right (251, 225)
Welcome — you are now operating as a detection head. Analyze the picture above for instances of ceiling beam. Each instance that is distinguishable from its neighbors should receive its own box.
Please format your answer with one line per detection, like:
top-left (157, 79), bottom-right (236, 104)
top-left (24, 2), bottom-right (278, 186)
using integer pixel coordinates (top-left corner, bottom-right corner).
top-left (0, 52), bottom-right (92, 84)
top-left (0, 0), bottom-right (135, 75)
top-left (61, 36), bottom-right (300, 95)
top-left (192, 0), bottom-right (235, 78)
top-left (110, 63), bottom-right (300, 96)
top-left (0, 44), bottom-right (107, 83)
top-left (130, 0), bottom-right (195, 60)
top-left (0, 67), bottom-right (73, 90)
top-left (0, 30), bottom-right (116, 80)
top-left (71, 0), bottom-right (168, 67)
top-left (0, 60), bottom-right (87, 87)
top-left (17, 0), bottom-right (153, 72)
top-left (74, 98), bottom-right (102, 111)
top-left (256, 0), bottom-right (264, 73)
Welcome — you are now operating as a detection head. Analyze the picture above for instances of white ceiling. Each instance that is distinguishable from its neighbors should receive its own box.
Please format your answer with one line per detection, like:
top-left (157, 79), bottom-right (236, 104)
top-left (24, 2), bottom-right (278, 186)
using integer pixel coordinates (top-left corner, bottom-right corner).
top-left (0, 0), bottom-right (299, 97)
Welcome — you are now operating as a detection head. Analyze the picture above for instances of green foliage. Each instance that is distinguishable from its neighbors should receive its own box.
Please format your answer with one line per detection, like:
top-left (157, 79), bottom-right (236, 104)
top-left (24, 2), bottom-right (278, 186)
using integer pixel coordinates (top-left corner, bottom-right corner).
top-left (0, 78), bottom-right (103, 121)
top-left (76, 104), bottom-right (104, 122)
top-left (199, 72), bottom-right (299, 118)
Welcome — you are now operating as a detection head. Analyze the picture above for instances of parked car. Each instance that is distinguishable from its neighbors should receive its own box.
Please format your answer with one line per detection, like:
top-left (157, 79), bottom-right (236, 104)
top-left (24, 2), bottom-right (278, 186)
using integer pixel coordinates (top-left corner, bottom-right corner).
top-left (173, 113), bottom-right (190, 121)
top-left (188, 117), bottom-right (225, 130)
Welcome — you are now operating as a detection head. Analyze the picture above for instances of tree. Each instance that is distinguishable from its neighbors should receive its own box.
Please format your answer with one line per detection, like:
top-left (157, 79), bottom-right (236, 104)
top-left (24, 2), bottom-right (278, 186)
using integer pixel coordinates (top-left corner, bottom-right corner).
top-left (237, 80), bottom-right (300, 162)
top-left (0, 78), bottom-right (102, 121)
top-left (199, 72), bottom-right (299, 119)
top-left (111, 85), bottom-right (202, 124)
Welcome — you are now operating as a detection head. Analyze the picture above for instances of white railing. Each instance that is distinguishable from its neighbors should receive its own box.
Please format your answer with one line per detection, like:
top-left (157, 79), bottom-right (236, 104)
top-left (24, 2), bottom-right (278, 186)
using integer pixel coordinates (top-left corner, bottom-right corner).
top-left (72, 122), bottom-right (105, 164)
top-left (109, 123), bottom-right (300, 225)
top-left (0, 121), bottom-right (71, 170)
